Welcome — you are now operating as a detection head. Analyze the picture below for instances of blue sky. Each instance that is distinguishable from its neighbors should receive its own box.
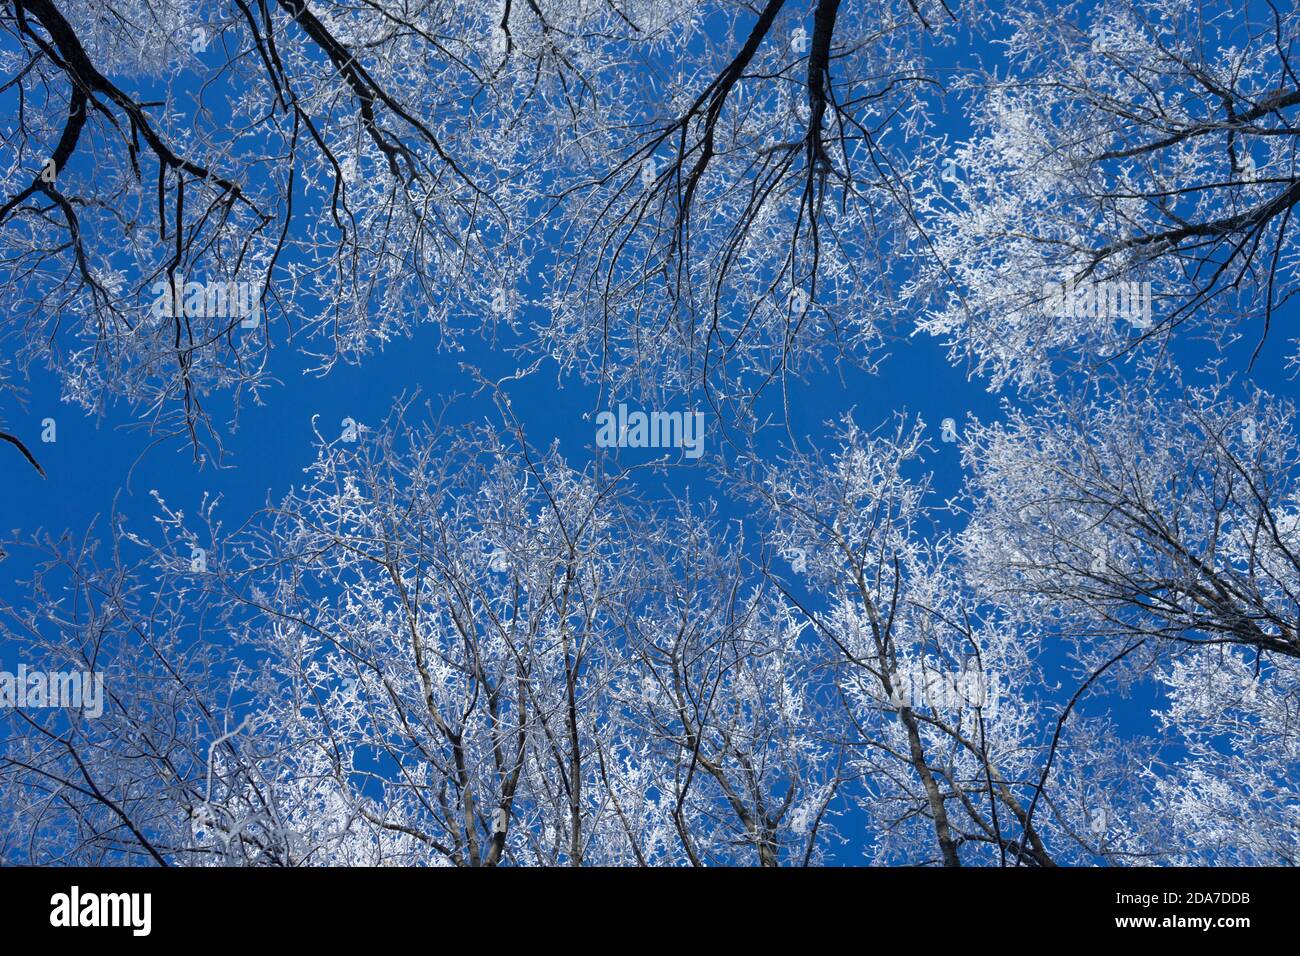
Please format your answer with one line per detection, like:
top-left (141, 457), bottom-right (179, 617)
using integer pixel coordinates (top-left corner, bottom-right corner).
top-left (1, 301), bottom-right (1004, 569)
